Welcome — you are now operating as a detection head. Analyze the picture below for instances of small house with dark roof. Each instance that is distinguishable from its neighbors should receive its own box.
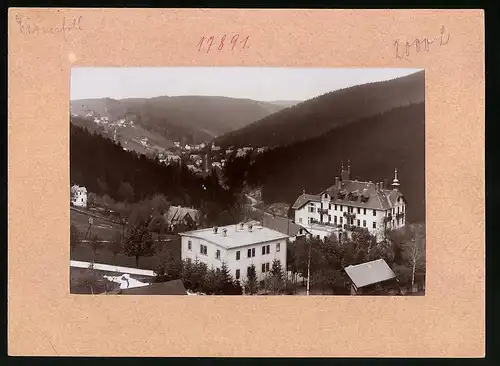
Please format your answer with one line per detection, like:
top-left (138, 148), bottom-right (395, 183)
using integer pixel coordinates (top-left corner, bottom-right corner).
top-left (164, 206), bottom-right (200, 233)
top-left (261, 215), bottom-right (311, 242)
top-left (344, 259), bottom-right (400, 295)
top-left (292, 162), bottom-right (406, 241)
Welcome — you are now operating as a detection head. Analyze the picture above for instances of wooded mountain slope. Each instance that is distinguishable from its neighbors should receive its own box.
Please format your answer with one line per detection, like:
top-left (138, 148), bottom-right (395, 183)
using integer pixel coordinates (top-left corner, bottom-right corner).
top-left (215, 71), bottom-right (424, 148)
top-left (242, 103), bottom-right (426, 223)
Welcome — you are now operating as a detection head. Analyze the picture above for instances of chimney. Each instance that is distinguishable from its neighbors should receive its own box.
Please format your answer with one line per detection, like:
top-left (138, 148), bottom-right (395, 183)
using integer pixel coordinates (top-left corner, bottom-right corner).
top-left (248, 224), bottom-right (253, 232)
top-left (213, 226), bottom-right (218, 234)
top-left (380, 181), bottom-right (384, 189)
top-left (222, 228), bottom-right (227, 237)
top-left (239, 222), bottom-right (244, 230)
top-left (335, 176), bottom-right (340, 190)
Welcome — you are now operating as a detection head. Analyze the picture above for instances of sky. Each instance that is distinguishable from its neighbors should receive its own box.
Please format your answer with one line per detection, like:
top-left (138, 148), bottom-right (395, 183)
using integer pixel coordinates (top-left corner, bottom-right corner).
top-left (70, 67), bottom-right (422, 102)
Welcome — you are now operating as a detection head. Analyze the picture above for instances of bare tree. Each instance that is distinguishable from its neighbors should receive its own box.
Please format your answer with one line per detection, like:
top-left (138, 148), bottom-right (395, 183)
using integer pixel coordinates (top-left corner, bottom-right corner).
top-left (403, 229), bottom-right (426, 286)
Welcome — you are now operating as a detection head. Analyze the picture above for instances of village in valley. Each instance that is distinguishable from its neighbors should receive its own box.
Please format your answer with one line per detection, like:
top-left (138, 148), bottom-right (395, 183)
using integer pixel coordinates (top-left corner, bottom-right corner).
top-left (69, 67), bottom-right (426, 296)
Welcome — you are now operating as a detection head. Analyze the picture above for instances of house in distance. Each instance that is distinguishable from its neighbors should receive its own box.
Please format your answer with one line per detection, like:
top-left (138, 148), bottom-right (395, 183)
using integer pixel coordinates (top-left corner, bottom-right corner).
top-left (180, 222), bottom-right (289, 284)
top-left (70, 184), bottom-right (88, 208)
top-left (292, 163), bottom-right (406, 242)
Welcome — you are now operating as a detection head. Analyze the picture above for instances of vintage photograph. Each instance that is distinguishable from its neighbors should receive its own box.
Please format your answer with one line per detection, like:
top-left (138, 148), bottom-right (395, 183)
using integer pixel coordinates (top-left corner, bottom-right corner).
top-left (69, 67), bottom-right (426, 296)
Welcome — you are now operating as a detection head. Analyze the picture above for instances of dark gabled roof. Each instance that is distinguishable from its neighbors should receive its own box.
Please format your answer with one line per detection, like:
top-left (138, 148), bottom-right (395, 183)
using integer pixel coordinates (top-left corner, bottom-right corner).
top-left (291, 193), bottom-right (321, 210)
top-left (262, 215), bottom-right (310, 237)
top-left (164, 206), bottom-right (200, 225)
top-left (344, 259), bottom-right (396, 289)
top-left (116, 279), bottom-right (187, 295)
top-left (305, 180), bottom-right (405, 211)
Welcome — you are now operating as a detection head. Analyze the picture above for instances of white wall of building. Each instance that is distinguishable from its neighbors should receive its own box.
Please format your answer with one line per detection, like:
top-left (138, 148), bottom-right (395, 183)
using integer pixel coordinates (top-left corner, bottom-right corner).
top-left (71, 186), bottom-right (87, 208)
top-left (181, 236), bottom-right (287, 284)
top-left (294, 198), bottom-right (406, 242)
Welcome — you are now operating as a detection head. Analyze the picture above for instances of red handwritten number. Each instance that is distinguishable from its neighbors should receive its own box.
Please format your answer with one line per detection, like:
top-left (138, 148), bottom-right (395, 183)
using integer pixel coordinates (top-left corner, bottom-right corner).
top-left (231, 34), bottom-right (240, 50)
top-left (197, 36), bottom-right (205, 52)
top-left (241, 36), bottom-right (249, 49)
top-left (218, 34), bottom-right (226, 50)
top-left (206, 36), bottom-right (215, 53)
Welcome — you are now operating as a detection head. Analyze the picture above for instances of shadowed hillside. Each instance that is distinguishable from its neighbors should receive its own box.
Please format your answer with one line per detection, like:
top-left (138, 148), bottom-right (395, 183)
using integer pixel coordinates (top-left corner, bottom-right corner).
top-left (215, 70), bottom-right (424, 148)
top-left (71, 95), bottom-right (288, 145)
top-left (232, 103), bottom-right (425, 223)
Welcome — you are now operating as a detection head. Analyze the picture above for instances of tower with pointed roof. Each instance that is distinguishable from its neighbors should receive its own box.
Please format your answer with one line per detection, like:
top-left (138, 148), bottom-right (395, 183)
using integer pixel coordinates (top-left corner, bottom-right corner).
top-left (391, 168), bottom-right (400, 191)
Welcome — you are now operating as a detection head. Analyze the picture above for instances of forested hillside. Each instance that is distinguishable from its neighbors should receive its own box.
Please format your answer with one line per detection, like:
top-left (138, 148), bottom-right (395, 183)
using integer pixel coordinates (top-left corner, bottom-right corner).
top-left (215, 71), bottom-right (424, 148)
top-left (223, 103), bottom-right (426, 223)
top-left (70, 123), bottom-right (234, 212)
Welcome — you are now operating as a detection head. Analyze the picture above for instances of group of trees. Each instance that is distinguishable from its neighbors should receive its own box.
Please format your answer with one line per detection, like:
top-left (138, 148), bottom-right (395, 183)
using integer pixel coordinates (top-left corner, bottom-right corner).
top-left (156, 258), bottom-right (290, 296)
top-left (162, 259), bottom-right (243, 295)
top-left (287, 224), bottom-right (426, 294)
top-left (70, 122), bottom-right (239, 221)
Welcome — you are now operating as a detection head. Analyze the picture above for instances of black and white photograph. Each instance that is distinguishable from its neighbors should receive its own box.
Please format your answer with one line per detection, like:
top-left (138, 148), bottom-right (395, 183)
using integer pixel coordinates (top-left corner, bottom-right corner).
top-left (69, 67), bottom-right (426, 296)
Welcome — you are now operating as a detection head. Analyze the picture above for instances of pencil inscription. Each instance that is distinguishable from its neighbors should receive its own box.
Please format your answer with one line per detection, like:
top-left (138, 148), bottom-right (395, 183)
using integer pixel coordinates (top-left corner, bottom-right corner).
top-left (394, 26), bottom-right (450, 61)
top-left (197, 34), bottom-right (250, 53)
top-left (15, 14), bottom-right (83, 39)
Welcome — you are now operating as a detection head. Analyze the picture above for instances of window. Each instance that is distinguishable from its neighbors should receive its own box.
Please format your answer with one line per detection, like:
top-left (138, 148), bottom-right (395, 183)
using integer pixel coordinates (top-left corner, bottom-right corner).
top-left (262, 245), bottom-right (270, 255)
top-left (236, 251), bottom-right (240, 260)
top-left (329, 204), bottom-right (332, 210)
top-left (373, 222), bottom-right (376, 229)
top-left (340, 217), bottom-right (343, 224)
top-left (276, 243), bottom-right (281, 252)
top-left (363, 208), bottom-right (366, 215)
top-left (350, 218), bottom-right (354, 225)
top-left (357, 219), bottom-right (360, 226)
top-left (397, 206), bottom-right (400, 214)
top-left (266, 262), bottom-right (270, 272)
top-left (363, 220), bottom-right (366, 227)
top-left (373, 210), bottom-right (376, 216)
top-left (299, 218), bottom-right (302, 223)
top-left (357, 207), bottom-right (361, 214)
top-left (266, 245), bottom-right (270, 254)
top-left (247, 266), bottom-right (252, 276)
top-left (340, 205), bottom-right (343, 211)
top-left (262, 263), bottom-right (266, 272)
top-left (262, 246), bottom-right (266, 255)
top-left (334, 216), bottom-right (337, 224)
top-left (334, 204), bottom-right (338, 210)
top-left (247, 249), bottom-right (251, 258)
top-left (188, 240), bottom-right (192, 250)
top-left (215, 249), bottom-right (221, 260)
top-left (200, 244), bottom-right (207, 255)
top-left (252, 248), bottom-right (255, 257)
top-left (328, 215), bottom-right (331, 222)
top-left (235, 269), bottom-right (240, 280)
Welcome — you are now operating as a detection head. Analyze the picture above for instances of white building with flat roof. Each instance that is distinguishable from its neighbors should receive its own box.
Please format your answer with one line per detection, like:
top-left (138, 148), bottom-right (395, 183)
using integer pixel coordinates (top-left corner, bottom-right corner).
top-left (180, 223), bottom-right (289, 284)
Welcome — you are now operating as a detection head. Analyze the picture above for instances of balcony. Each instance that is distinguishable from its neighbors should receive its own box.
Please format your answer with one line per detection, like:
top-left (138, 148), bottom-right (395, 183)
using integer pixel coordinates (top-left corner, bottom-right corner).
top-left (343, 212), bottom-right (356, 219)
top-left (310, 218), bottom-right (339, 228)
